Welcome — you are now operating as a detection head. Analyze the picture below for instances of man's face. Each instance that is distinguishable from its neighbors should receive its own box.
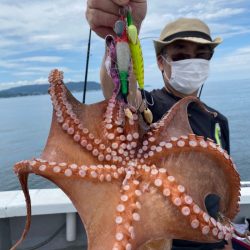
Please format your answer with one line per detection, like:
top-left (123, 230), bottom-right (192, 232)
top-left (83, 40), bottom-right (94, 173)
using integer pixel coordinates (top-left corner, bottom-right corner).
top-left (158, 40), bottom-right (213, 97)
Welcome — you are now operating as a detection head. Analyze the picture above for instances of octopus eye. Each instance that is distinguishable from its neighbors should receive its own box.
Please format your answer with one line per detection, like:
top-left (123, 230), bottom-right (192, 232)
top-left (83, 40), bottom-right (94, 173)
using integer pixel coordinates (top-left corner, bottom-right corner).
top-left (205, 194), bottom-right (220, 219)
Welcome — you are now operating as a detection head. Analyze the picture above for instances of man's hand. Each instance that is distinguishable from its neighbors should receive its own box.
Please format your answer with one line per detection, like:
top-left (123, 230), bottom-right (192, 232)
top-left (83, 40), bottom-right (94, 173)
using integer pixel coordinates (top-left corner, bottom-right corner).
top-left (86, 0), bottom-right (147, 38)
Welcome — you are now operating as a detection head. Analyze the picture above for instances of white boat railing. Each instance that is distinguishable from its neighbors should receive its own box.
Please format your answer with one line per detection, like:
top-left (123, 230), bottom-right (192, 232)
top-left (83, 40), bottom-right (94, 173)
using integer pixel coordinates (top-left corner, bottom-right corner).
top-left (241, 181), bottom-right (250, 188)
top-left (0, 183), bottom-right (249, 249)
top-left (0, 182), bottom-right (250, 219)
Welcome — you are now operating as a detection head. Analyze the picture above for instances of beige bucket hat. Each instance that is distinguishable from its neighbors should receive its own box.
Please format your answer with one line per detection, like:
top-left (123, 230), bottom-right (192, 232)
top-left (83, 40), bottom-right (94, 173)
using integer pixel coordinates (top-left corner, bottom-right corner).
top-left (153, 18), bottom-right (222, 55)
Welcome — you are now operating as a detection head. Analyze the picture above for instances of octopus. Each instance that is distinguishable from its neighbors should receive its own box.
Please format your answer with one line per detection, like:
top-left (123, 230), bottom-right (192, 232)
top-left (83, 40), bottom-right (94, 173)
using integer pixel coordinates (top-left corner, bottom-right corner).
top-left (11, 69), bottom-right (241, 250)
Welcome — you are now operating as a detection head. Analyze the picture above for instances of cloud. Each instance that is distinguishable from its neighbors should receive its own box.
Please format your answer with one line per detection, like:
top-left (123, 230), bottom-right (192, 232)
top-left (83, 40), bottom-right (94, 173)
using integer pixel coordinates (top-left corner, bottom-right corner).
top-left (0, 0), bottom-right (89, 56)
top-left (236, 46), bottom-right (250, 54)
top-left (0, 79), bottom-right (48, 91)
top-left (0, 58), bottom-right (65, 71)
top-left (28, 34), bottom-right (63, 43)
top-left (0, 60), bottom-right (20, 69)
top-left (13, 56), bottom-right (62, 63)
top-left (198, 8), bottom-right (245, 20)
top-left (210, 45), bottom-right (250, 81)
top-left (0, 38), bottom-right (18, 49)
top-left (143, 0), bottom-right (250, 39)
top-left (0, 76), bottom-right (72, 91)
top-left (177, 2), bottom-right (246, 20)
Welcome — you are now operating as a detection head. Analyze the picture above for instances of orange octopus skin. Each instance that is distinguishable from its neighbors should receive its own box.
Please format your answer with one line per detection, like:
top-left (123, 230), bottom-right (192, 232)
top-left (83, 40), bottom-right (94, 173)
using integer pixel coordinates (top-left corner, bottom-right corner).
top-left (11, 69), bottom-right (240, 250)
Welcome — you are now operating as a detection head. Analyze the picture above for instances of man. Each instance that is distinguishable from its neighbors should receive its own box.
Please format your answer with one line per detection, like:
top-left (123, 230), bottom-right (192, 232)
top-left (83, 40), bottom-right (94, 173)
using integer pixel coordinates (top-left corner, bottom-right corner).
top-left (86, 1), bottom-right (231, 249)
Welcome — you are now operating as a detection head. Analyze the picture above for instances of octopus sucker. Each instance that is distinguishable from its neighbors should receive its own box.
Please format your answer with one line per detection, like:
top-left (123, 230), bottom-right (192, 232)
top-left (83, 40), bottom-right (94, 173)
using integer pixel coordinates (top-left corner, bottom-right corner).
top-left (11, 69), bottom-right (241, 250)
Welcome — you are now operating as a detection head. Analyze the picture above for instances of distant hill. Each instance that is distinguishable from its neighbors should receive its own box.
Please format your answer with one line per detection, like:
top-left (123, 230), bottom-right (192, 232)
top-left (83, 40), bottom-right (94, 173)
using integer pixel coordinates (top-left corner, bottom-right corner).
top-left (0, 81), bottom-right (101, 98)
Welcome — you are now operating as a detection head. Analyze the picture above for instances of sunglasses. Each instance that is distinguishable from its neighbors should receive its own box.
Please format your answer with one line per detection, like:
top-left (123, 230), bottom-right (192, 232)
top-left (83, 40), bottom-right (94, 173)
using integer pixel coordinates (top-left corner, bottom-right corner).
top-left (170, 51), bottom-right (213, 61)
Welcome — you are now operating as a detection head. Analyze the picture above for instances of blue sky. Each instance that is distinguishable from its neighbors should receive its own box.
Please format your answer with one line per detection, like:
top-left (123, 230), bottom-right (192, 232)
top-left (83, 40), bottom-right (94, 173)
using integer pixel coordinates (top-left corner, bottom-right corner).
top-left (0, 0), bottom-right (250, 91)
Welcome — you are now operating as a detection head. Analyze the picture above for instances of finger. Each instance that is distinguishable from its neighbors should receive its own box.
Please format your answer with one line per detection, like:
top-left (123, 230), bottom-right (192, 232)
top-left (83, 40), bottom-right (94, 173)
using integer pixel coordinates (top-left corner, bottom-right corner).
top-left (86, 9), bottom-right (118, 37)
top-left (88, 0), bottom-right (120, 16)
top-left (129, 1), bottom-right (147, 29)
top-left (86, 8), bottom-right (118, 29)
top-left (111, 0), bottom-right (130, 6)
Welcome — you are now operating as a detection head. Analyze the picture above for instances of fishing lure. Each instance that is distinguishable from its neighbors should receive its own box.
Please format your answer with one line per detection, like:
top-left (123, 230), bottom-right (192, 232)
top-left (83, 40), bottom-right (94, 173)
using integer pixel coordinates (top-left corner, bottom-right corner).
top-left (109, 6), bottom-right (153, 123)
top-left (127, 10), bottom-right (144, 91)
top-left (126, 8), bottom-right (153, 124)
top-left (114, 13), bottom-right (130, 102)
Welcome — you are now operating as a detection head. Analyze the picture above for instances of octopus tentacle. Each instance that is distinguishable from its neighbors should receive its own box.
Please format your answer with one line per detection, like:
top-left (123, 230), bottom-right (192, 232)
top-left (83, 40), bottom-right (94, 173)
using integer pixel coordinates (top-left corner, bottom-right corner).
top-left (103, 96), bottom-right (120, 138)
top-left (102, 97), bottom-right (124, 162)
top-left (10, 161), bottom-right (32, 250)
top-left (102, 100), bottom-right (140, 165)
top-left (24, 159), bottom-right (126, 182)
top-left (49, 71), bottom-right (99, 145)
top-left (145, 96), bottom-right (217, 143)
top-left (113, 176), bottom-right (141, 250)
top-left (116, 113), bottom-right (140, 163)
top-left (49, 70), bottom-right (113, 163)
top-left (139, 165), bottom-right (234, 242)
top-left (141, 134), bottom-right (232, 166)
top-left (105, 35), bottom-right (120, 96)
top-left (139, 134), bottom-right (240, 219)
top-left (103, 99), bottom-right (129, 164)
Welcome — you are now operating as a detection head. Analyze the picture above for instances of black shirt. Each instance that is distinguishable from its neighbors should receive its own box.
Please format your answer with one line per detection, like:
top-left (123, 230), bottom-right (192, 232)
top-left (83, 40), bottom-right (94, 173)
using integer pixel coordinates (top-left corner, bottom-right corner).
top-left (144, 88), bottom-right (230, 250)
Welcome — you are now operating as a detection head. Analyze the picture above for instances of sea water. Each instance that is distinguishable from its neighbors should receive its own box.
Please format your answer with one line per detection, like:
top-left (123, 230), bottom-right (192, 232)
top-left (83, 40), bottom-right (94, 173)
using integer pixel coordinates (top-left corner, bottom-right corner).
top-left (0, 79), bottom-right (249, 191)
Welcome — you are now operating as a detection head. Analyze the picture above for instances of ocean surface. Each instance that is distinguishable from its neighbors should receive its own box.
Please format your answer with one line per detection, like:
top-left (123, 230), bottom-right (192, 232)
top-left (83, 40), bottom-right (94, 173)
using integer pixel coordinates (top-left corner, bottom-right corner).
top-left (0, 79), bottom-right (249, 191)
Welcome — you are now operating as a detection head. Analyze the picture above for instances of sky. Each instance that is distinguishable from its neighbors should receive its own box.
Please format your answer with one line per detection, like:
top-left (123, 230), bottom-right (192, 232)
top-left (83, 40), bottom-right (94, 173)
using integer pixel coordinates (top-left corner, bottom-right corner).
top-left (0, 0), bottom-right (250, 91)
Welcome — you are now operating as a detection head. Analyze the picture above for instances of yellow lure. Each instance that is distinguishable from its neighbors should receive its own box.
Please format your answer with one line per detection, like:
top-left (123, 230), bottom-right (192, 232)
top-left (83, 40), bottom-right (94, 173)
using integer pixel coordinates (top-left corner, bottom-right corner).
top-left (128, 25), bottom-right (144, 90)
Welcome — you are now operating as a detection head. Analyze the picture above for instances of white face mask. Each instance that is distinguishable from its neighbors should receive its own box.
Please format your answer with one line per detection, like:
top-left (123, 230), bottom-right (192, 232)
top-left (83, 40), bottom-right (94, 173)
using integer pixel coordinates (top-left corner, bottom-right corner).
top-left (162, 57), bottom-right (210, 95)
